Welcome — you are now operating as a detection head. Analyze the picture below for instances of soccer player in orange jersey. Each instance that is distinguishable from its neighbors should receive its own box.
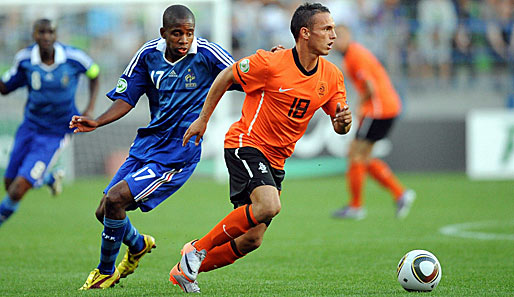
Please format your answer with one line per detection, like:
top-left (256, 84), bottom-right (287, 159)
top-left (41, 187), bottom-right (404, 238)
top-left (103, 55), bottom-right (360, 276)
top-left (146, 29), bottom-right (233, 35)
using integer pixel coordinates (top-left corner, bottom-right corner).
top-left (331, 25), bottom-right (415, 220)
top-left (168, 3), bottom-right (352, 292)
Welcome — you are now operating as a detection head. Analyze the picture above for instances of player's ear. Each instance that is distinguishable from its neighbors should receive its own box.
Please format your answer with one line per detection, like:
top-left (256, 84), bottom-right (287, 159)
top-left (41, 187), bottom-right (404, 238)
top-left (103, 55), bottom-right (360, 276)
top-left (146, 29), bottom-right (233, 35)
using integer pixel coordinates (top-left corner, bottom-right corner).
top-left (300, 27), bottom-right (309, 40)
top-left (159, 27), bottom-right (166, 38)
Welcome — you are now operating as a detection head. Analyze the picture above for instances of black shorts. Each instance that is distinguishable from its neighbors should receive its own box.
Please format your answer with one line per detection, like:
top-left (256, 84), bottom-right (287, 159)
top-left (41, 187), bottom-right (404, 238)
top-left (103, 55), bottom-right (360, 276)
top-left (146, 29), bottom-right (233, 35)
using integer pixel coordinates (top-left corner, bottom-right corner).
top-left (224, 147), bottom-right (285, 208)
top-left (355, 117), bottom-right (396, 142)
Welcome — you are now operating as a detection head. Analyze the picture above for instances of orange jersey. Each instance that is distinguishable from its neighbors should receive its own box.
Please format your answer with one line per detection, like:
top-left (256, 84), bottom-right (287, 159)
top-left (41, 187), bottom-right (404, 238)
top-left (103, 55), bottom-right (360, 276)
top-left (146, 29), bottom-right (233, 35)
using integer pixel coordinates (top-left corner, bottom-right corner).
top-left (343, 42), bottom-right (401, 119)
top-left (227, 48), bottom-right (347, 170)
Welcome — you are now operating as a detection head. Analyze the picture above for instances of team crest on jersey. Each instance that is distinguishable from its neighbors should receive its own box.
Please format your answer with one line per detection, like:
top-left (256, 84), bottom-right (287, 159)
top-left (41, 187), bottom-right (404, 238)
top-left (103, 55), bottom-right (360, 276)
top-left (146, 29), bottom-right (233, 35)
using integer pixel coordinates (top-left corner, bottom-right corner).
top-left (239, 59), bottom-right (250, 73)
top-left (317, 81), bottom-right (327, 98)
top-left (185, 68), bottom-right (197, 89)
top-left (116, 78), bottom-right (127, 93)
top-left (61, 73), bottom-right (69, 87)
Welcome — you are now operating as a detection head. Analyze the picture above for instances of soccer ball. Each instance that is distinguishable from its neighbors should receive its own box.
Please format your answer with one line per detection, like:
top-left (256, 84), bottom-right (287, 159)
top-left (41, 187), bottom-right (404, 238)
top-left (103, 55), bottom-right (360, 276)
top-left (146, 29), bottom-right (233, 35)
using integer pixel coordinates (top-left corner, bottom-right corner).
top-left (397, 249), bottom-right (442, 292)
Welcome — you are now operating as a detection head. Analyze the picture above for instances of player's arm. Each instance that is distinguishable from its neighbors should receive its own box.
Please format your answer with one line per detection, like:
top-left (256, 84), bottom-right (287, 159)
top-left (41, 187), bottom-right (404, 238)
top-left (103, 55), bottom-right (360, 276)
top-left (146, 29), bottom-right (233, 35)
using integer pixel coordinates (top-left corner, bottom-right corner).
top-left (360, 79), bottom-right (374, 103)
top-left (69, 99), bottom-right (133, 133)
top-left (183, 66), bottom-right (237, 146)
top-left (81, 64), bottom-right (101, 118)
top-left (331, 102), bottom-right (352, 135)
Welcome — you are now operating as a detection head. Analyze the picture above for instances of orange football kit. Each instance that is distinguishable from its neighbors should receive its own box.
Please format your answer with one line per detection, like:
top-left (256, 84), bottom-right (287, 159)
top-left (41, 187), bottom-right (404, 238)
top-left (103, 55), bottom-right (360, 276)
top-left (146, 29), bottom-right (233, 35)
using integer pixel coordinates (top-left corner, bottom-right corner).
top-left (343, 42), bottom-right (401, 119)
top-left (186, 48), bottom-right (349, 268)
top-left (227, 48), bottom-right (348, 170)
top-left (341, 42), bottom-right (406, 209)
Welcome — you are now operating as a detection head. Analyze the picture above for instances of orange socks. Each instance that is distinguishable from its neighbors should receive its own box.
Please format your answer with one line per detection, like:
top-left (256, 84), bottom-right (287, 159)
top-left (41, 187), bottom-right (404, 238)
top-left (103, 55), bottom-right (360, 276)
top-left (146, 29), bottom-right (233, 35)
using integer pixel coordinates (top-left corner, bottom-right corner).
top-left (194, 205), bottom-right (258, 252)
top-left (367, 158), bottom-right (404, 199)
top-left (199, 240), bottom-right (245, 272)
top-left (347, 161), bottom-right (367, 207)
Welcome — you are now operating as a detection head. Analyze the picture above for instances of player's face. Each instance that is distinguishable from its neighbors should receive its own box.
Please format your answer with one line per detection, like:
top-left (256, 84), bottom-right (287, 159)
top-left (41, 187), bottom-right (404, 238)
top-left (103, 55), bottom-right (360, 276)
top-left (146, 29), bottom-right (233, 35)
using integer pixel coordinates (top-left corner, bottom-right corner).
top-left (160, 19), bottom-right (195, 63)
top-left (33, 23), bottom-right (56, 52)
top-left (307, 12), bottom-right (336, 56)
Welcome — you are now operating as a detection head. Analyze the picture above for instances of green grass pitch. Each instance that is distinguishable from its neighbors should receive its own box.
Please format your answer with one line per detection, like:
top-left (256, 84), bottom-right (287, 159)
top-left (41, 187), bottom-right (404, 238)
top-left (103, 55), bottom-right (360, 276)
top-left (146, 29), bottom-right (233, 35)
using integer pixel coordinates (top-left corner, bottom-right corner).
top-left (0, 173), bottom-right (513, 296)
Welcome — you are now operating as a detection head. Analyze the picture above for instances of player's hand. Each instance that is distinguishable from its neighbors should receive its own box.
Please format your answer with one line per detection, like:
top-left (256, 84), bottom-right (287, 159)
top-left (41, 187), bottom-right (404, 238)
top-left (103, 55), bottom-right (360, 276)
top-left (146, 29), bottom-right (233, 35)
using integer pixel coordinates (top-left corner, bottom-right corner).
top-left (270, 45), bottom-right (285, 53)
top-left (183, 118), bottom-right (207, 147)
top-left (69, 115), bottom-right (99, 133)
top-left (333, 103), bottom-right (352, 132)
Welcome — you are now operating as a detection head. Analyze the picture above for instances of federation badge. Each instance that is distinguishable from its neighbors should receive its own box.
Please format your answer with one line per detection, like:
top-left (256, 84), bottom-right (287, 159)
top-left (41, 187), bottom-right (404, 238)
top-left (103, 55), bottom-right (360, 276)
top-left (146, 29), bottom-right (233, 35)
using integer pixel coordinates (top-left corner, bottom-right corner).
top-left (239, 59), bottom-right (250, 73)
top-left (116, 78), bottom-right (127, 93)
top-left (185, 68), bottom-right (197, 89)
top-left (317, 81), bottom-right (327, 98)
top-left (61, 73), bottom-right (69, 87)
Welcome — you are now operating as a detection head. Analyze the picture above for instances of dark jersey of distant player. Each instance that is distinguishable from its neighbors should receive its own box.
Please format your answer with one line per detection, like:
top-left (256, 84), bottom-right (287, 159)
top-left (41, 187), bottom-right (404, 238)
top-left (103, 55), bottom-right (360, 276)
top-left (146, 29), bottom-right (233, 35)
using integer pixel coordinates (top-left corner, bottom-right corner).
top-left (1, 42), bottom-right (97, 135)
top-left (106, 37), bottom-right (236, 165)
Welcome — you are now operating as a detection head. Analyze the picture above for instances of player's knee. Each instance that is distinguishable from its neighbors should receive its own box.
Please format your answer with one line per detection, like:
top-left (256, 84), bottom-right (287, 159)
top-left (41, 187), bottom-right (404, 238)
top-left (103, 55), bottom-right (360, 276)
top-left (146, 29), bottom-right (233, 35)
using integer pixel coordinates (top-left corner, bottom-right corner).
top-left (94, 207), bottom-right (104, 223)
top-left (7, 181), bottom-right (29, 201)
top-left (257, 202), bottom-right (281, 222)
top-left (104, 191), bottom-right (127, 211)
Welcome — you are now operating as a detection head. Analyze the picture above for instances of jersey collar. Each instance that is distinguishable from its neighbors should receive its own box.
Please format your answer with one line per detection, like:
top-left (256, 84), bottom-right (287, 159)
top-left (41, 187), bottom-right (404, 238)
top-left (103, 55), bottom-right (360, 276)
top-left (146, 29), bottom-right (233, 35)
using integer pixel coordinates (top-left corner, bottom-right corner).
top-left (157, 36), bottom-right (198, 65)
top-left (292, 47), bottom-right (318, 76)
top-left (31, 42), bottom-right (66, 66)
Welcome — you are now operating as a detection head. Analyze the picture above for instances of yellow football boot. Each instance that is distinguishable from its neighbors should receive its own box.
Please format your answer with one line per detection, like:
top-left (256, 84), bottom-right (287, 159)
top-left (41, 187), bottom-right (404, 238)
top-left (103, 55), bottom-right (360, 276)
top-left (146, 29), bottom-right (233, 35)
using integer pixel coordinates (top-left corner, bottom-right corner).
top-left (117, 234), bottom-right (156, 278)
top-left (79, 268), bottom-right (120, 290)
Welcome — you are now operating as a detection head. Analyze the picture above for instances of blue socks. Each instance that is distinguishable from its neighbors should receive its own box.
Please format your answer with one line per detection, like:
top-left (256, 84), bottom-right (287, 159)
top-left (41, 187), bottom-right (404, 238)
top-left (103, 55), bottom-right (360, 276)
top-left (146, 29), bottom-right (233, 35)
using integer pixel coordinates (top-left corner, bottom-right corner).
top-left (97, 217), bottom-right (127, 274)
top-left (123, 217), bottom-right (145, 254)
top-left (0, 195), bottom-right (19, 227)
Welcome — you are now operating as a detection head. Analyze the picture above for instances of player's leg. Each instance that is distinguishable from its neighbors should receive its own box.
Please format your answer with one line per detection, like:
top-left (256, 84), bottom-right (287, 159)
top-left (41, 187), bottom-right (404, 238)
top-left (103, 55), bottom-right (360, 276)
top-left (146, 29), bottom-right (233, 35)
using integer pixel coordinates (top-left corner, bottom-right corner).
top-left (169, 224), bottom-right (268, 293)
top-left (1, 127), bottom-right (57, 226)
top-left (42, 168), bottom-right (65, 196)
top-left (199, 223), bottom-right (267, 272)
top-left (333, 137), bottom-right (372, 219)
top-left (176, 147), bottom-right (281, 283)
top-left (117, 161), bottom-right (197, 280)
top-left (80, 157), bottom-right (142, 290)
top-left (80, 180), bottom-right (138, 290)
top-left (361, 118), bottom-right (415, 218)
top-left (41, 134), bottom-right (70, 196)
top-left (0, 177), bottom-right (31, 227)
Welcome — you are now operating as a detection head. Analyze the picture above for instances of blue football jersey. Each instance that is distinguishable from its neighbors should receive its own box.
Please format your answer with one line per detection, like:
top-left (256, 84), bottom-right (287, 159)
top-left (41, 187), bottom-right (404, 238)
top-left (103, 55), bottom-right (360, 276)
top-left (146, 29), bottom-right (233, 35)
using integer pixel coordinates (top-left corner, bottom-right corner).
top-left (106, 37), bottom-right (236, 165)
top-left (1, 42), bottom-right (96, 135)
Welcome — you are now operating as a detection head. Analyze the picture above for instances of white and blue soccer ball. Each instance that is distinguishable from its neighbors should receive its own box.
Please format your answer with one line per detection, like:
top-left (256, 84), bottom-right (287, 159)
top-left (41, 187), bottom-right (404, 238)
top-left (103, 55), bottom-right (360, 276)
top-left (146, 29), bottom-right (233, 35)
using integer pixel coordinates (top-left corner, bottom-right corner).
top-left (397, 249), bottom-right (442, 292)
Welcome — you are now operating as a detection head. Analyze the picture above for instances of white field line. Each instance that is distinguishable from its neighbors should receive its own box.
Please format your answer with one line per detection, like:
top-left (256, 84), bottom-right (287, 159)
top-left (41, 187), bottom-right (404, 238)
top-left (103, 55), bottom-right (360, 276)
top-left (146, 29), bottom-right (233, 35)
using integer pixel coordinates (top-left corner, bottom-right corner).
top-left (439, 220), bottom-right (514, 241)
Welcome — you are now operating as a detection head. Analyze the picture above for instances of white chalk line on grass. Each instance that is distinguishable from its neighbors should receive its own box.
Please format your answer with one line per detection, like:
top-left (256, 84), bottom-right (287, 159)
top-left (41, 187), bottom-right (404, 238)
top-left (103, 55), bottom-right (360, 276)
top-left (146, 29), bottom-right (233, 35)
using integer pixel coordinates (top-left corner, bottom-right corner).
top-left (439, 220), bottom-right (514, 241)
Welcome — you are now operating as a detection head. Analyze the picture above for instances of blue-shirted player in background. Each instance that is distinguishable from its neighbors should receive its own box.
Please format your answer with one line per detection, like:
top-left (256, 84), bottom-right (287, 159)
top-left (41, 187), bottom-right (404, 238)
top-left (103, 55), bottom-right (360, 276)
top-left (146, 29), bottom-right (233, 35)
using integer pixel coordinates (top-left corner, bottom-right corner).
top-left (0, 19), bottom-right (100, 228)
top-left (70, 5), bottom-right (239, 291)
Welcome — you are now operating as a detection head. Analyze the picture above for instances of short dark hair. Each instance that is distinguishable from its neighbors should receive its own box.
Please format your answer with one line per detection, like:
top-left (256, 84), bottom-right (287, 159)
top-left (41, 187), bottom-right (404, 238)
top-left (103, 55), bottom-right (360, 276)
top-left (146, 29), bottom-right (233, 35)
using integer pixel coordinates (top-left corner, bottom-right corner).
top-left (162, 4), bottom-right (195, 28)
top-left (290, 2), bottom-right (330, 41)
top-left (33, 18), bottom-right (56, 32)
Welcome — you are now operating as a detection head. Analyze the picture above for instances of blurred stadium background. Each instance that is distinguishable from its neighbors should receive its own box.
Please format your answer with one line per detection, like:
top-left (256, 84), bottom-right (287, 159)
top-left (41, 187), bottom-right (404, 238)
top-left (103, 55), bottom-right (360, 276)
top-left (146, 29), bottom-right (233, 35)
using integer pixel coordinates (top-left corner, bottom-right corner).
top-left (1, 1), bottom-right (513, 295)
top-left (0, 0), bottom-right (513, 181)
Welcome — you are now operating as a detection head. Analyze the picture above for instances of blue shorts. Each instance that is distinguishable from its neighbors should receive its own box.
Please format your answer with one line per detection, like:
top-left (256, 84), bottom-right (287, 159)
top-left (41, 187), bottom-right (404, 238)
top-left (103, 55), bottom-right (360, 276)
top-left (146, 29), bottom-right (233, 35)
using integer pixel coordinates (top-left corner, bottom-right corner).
top-left (5, 124), bottom-right (69, 187)
top-left (104, 156), bottom-right (197, 212)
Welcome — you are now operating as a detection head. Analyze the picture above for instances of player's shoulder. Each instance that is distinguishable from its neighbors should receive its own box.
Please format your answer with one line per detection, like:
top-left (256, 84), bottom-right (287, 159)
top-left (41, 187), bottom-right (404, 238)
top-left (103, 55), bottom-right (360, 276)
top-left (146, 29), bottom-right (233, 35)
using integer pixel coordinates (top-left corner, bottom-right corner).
top-left (196, 37), bottom-right (228, 52)
top-left (13, 45), bottom-right (33, 63)
top-left (122, 38), bottom-right (161, 77)
top-left (247, 48), bottom-right (289, 64)
top-left (60, 43), bottom-right (93, 63)
top-left (320, 57), bottom-right (343, 76)
top-left (196, 37), bottom-right (234, 64)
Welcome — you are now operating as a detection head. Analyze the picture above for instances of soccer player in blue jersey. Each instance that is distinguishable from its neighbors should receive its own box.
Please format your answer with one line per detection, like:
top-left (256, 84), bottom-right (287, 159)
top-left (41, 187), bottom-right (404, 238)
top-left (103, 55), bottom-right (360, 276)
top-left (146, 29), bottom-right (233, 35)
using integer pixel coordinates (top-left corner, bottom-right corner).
top-left (70, 5), bottom-right (239, 291)
top-left (0, 19), bottom-right (100, 228)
